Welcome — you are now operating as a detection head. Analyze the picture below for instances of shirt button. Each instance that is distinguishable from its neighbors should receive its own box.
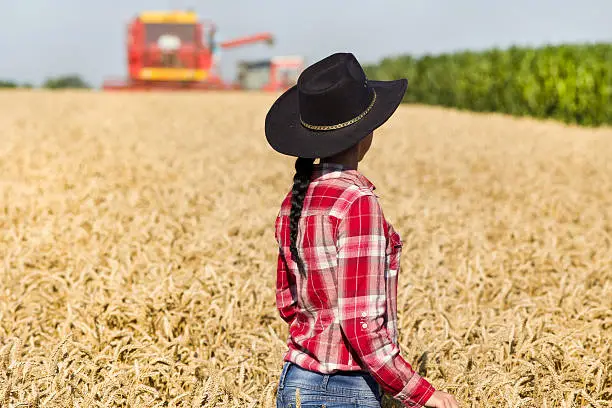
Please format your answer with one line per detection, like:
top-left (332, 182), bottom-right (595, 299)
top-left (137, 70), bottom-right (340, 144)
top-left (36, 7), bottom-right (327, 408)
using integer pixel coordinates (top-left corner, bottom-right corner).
top-left (361, 312), bottom-right (367, 317)
top-left (362, 323), bottom-right (368, 329)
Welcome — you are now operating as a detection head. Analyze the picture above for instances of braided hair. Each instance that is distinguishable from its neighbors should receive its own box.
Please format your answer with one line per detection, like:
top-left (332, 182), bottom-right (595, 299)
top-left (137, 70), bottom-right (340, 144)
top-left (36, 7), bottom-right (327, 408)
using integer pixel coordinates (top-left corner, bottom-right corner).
top-left (289, 157), bottom-right (315, 277)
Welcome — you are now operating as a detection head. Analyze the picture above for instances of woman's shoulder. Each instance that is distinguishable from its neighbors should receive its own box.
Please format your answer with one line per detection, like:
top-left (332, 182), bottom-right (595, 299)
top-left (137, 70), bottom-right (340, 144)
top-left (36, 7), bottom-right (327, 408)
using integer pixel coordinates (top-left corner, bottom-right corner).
top-left (275, 177), bottom-right (381, 221)
top-left (327, 186), bottom-right (384, 226)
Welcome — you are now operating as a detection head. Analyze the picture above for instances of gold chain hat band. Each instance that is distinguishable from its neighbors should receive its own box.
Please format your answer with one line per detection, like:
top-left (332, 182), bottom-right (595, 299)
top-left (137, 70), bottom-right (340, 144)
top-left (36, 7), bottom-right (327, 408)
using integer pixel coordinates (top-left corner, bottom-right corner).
top-left (300, 89), bottom-right (377, 131)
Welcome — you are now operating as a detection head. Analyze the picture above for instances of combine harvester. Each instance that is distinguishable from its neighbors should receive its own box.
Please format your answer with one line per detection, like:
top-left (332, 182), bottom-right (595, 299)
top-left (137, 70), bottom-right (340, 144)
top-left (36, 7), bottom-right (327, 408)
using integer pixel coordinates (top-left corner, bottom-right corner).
top-left (103, 9), bottom-right (304, 92)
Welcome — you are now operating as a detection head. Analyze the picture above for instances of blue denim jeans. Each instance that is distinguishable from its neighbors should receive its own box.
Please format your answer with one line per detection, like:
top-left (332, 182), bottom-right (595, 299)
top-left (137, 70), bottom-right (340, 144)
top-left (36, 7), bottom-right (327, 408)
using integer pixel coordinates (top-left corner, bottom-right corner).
top-left (276, 361), bottom-right (383, 408)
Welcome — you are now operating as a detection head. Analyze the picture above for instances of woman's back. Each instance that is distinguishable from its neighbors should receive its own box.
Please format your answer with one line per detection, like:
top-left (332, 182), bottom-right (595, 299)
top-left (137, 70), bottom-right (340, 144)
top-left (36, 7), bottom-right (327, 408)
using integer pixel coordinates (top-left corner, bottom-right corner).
top-left (275, 163), bottom-right (393, 371)
top-left (274, 162), bottom-right (438, 408)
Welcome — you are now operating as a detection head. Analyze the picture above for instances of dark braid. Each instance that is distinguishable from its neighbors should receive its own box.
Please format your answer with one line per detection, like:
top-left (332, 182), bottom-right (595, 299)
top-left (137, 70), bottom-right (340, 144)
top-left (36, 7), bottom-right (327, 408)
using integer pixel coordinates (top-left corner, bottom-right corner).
top-left (289, 157), bottom-right (315, 277)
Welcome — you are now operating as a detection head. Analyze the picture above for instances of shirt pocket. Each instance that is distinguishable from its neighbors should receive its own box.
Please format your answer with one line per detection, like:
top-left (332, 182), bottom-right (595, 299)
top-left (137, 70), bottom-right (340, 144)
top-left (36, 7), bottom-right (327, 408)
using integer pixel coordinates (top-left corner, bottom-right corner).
top-left (385, 229), bottom-right (403, 273)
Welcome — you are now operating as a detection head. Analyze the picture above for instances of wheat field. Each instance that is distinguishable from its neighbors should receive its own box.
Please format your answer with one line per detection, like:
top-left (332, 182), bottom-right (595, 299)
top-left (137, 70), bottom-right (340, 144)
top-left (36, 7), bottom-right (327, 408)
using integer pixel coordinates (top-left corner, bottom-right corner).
top-left (0, 90), bottom-right (610, 408)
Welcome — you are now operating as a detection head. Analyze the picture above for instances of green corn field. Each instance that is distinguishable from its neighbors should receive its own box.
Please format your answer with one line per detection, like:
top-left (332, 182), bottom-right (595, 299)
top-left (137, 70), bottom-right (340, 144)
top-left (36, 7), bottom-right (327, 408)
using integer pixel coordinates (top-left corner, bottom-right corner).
top-left (364, 43), bottom-right (612, 127)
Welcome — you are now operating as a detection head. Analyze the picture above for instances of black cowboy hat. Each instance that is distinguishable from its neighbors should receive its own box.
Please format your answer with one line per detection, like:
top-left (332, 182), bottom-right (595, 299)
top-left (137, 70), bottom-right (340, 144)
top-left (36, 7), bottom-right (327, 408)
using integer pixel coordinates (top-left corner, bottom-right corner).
top-left (265, 52), bottom-right (407, 159)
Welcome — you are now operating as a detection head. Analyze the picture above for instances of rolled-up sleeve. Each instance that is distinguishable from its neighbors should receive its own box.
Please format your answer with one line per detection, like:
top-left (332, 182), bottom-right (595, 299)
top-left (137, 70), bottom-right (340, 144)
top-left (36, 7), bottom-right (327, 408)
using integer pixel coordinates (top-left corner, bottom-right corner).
top-left (336, 194), bottom-right (436, 407)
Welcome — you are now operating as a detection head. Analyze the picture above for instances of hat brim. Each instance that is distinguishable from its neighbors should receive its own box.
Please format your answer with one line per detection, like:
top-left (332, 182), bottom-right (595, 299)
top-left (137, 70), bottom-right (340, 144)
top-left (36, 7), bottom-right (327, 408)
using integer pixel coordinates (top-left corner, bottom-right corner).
top-left (265, 79), bottom-right (408, 158)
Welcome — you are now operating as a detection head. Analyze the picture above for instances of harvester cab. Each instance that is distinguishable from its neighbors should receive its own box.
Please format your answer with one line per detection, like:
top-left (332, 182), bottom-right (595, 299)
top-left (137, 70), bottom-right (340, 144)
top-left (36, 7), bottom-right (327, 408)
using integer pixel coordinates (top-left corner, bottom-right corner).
top-left (135, 11), bottom-right (204, 82)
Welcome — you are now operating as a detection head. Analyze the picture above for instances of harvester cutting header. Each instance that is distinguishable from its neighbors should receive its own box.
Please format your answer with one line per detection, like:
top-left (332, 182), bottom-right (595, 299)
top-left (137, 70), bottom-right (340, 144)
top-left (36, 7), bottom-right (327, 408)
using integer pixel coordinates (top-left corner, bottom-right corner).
top-left (103, 10), bottom-right (303, 91)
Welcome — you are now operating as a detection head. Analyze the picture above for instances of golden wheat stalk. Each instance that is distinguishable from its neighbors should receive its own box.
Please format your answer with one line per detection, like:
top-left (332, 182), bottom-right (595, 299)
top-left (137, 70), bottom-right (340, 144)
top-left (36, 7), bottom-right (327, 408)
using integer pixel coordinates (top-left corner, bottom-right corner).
top-left (0, 91), bottom-right (609, 407)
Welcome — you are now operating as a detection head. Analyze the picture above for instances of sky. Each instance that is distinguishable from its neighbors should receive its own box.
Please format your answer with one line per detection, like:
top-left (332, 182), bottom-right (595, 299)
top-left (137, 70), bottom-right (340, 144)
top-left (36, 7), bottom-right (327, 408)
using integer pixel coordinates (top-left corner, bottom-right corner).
top-left (0, 0), bottom-right (610, 87)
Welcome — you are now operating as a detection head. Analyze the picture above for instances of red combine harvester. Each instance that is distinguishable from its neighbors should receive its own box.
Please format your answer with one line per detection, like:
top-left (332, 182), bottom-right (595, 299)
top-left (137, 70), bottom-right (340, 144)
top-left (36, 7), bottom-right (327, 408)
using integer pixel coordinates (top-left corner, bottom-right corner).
top-left (102, 10), bottom-right (302, 91)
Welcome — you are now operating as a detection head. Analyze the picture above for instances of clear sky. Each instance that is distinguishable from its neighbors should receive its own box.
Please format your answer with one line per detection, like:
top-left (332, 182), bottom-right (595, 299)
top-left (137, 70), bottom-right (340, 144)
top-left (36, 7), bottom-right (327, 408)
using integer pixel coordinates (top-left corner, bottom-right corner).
top-left (1, 0), bottom-right (610, 87)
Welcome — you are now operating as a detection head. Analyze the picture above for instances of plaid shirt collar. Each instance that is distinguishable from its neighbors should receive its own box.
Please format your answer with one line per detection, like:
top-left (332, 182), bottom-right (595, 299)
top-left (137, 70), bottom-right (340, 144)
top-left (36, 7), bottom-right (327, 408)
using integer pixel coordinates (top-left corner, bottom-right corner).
top-left (311, 162), bottom-right (376, 192)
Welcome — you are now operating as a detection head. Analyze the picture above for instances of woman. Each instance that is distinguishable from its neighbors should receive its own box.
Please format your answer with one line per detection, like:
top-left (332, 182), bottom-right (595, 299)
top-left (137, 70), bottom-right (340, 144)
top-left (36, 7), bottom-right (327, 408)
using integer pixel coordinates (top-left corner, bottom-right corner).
top-left (265, 53), bottom-right (459, 408)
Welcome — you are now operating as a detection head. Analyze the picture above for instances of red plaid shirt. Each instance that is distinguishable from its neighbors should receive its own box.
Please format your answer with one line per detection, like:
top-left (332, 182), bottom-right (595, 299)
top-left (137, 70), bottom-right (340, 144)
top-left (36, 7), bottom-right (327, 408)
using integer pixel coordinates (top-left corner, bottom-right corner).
top-left (275, 163), bottom-right (436, 407)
